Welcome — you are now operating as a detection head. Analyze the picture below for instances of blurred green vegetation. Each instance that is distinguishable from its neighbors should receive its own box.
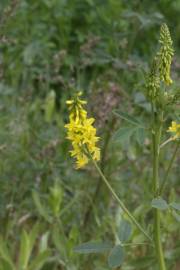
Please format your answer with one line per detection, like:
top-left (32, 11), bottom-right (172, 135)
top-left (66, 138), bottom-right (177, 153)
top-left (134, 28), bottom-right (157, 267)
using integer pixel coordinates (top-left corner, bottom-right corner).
top-left (0, 0), bottom-right (179, 269)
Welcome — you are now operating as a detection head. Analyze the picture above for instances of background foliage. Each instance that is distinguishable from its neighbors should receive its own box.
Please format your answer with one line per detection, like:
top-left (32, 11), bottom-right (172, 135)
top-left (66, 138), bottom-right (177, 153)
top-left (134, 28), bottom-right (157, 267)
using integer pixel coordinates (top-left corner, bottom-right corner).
top-left (0, 0), bottom-right (179, 269)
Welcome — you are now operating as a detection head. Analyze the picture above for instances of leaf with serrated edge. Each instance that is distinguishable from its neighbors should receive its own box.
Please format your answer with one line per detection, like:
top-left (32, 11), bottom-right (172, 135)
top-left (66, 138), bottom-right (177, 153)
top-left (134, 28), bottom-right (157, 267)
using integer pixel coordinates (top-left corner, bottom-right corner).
top-left (113, 110), bottom-right (144, 128)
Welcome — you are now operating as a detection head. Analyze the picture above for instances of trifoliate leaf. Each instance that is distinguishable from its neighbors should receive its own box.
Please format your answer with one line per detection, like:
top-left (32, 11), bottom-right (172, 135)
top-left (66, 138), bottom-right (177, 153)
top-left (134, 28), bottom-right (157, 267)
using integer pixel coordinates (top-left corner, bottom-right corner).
top-left (151, 198), bottom-right (168, 210)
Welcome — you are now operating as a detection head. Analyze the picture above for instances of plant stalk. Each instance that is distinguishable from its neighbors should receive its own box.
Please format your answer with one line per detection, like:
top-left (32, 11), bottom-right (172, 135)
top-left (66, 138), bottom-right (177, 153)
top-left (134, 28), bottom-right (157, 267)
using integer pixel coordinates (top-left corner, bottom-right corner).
top-left (152, 110), bottom-right (166, 270)
top-left (92, 158), bottom-right (152, 243)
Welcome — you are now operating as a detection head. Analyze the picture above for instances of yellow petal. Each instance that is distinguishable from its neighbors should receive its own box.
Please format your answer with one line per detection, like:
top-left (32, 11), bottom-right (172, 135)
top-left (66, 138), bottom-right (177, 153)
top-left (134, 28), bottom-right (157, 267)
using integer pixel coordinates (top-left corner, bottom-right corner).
top-left (66, 100), bottom-right (74, 105)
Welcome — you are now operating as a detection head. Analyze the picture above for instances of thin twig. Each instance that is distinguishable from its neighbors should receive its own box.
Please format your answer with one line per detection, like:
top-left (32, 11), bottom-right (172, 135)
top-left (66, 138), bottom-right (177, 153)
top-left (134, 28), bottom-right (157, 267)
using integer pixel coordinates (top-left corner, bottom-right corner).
top-left (91, 158), bottom-right (153, 242)
top-left (83, 118), bottom-right (115, 227)
top-left (159, 141), bottom-right (179, 195)
top-left (159, 137), bottom-right (174, 149)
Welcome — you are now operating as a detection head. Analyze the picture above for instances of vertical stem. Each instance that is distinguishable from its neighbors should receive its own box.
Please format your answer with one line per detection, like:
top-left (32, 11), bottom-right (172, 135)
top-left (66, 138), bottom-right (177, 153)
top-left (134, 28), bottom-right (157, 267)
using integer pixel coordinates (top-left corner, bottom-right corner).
top-left (152, 110), bottom-right (166, 270)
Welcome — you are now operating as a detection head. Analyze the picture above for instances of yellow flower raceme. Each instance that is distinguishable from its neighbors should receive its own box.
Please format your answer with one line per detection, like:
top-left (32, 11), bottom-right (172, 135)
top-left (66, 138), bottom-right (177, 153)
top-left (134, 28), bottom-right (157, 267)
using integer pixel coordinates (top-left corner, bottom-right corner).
top-left (146, 24), bottom-right (174, 103)
top-left (146, 57), bottom-right (160, 100)
top-left (66, 93), bottom-right (87, 123)
top-left (157, 23), bottom-right (174, 85)
top-left (65, 93), bottom-right (100, 169)
top-left (167, 121), bottom-right (180, 140)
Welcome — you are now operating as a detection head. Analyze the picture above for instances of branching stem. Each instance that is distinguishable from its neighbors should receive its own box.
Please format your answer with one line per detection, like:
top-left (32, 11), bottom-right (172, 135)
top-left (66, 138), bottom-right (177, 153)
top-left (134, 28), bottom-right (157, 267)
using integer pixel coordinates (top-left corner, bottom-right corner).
top-left (91, 158), bottom-right (152, 243)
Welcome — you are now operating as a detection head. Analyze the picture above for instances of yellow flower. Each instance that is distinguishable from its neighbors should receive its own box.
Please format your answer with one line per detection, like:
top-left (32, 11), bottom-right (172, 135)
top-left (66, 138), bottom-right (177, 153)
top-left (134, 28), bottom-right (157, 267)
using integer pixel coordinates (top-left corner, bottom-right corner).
top-left (65, 92), bottom-right (100, 169)
top-left (167, 121), bottom-right (180, 140)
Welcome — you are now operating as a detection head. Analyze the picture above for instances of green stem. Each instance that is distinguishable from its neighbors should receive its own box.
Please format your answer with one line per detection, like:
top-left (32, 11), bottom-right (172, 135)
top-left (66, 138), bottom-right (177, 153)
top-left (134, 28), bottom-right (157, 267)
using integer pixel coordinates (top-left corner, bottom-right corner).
top-left (159, 137), bottom-right (173, 149)
top-left (122, 242), bottom-right (153, 247)
top-left (92, 158), bottom-right (152, 242)
top-left (83, 118), bottom-right (115, 227)
top-left (154, 210), bottom-right (166, 270)
top-left (159, 141), bottom-right (179, 195)
top-left (152, 110), bottom-right (166, 270)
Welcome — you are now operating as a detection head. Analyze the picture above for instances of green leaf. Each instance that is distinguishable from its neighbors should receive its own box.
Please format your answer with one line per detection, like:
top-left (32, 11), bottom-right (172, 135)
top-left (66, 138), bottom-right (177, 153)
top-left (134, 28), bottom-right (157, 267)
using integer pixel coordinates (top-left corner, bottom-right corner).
top-left (113, 110), bottom-right (144, 127)
top-left (135, 127), bottom-right (145, 145)
top-left (118, 219), bottom-right (132, 242)
top-left (44, 90), bottom-right (56, 123)
top-left (29, 224), bottom-right (39, 252)
top-left (169, 202), bottom-right (180, 211)
top-left (74, 242), bottom-right (112, 254)
top-left (134, 92), bottom-right (151, 112)
top-left (0, 237), bottom-right (15, 270)
top-left (52, 225), bottom-right (66, 259)
top-left (32, 190), bottom-right (52, 223)
top-left (113, 126), bottom-right (136, 142)
top-left (18, 224), bottom-right (39, 269)
top-left (29, 250), bottom-right (51, 270)
top-left (0, 260), bottom-right (15, 270)
top-left (151, 198), bottom-right (168, 210)
top-left (48, 184), bottom-right (63, 217)
top-left (108, 245), bottom-right (124, 268)
top-left (18, 230), bottom-right (31, 269)
top-left (39, 232), bottom-right (49, 252)
top-left (172, 211), bottom-right (180, 222)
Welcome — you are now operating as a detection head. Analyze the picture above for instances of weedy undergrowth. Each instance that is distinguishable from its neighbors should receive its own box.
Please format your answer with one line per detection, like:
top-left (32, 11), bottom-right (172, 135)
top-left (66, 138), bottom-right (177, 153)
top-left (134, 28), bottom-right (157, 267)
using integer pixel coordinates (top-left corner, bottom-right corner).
top-left (65, 24), bottom-right (179, 269)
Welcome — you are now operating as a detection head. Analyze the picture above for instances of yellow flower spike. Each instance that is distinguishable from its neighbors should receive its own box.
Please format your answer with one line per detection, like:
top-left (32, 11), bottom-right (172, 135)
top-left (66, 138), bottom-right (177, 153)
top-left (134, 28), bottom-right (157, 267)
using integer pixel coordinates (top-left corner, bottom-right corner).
top-left (157, 23), bottom-right (174, 85)
top-left (167, 121), bottom-right (180, 140)
top-left (65, 92), bottom-right (100, 169)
